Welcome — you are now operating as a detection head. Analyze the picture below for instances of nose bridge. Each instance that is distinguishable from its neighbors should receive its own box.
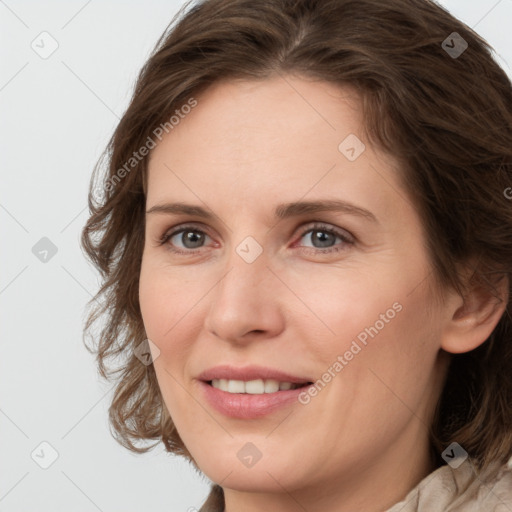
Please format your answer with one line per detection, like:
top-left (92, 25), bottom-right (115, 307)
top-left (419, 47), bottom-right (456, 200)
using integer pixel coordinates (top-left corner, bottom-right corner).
top-left (216, 237), bottom-right (270, 310)
top-left (204, 235), bottom-right (283, 341)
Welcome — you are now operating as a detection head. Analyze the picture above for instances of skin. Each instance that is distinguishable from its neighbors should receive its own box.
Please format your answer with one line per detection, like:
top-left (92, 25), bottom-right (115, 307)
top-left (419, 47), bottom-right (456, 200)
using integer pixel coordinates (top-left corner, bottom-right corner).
top-left (138, 74), bottom-right (507, 512)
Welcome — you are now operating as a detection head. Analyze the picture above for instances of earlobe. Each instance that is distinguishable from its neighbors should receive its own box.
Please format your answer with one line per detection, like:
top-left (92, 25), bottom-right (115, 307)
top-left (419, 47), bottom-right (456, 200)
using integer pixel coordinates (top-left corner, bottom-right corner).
top-left (441, 274), bottom-right (509, 354)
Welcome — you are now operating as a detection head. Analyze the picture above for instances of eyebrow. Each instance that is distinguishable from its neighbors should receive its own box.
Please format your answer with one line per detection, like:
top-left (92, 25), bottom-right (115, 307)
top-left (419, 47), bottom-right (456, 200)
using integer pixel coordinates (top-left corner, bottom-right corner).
top-left (146, 199), bottom-right (378, 223)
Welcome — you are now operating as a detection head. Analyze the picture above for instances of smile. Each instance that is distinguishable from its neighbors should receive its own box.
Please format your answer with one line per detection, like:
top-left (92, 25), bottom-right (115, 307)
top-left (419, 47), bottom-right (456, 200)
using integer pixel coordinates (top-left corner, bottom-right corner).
top-left (209, 378), bottom-right (311, 394)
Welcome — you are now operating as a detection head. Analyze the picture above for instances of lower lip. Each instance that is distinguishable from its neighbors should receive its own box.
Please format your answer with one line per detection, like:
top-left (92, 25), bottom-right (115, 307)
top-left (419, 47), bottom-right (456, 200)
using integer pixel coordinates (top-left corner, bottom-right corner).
top-left (198, 381), bottom-right (312, 419)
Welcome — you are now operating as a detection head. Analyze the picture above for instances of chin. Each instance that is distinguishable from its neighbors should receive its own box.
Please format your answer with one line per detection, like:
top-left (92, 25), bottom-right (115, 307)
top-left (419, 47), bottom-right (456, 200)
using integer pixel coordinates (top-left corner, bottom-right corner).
top-left (190, 443), bottom-right (301, 492)
top-left (209, 467), bottom-right (296, 494)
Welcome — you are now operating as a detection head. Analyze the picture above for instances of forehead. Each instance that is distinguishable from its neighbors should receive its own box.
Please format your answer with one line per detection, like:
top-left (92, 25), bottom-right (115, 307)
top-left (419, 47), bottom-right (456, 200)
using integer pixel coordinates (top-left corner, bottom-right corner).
top-left (145, 75), bottom-right (407, 225)
top-left (180, 75), bottom-right (363, 144)
top-left (148, 76), bottom-right (366, 178)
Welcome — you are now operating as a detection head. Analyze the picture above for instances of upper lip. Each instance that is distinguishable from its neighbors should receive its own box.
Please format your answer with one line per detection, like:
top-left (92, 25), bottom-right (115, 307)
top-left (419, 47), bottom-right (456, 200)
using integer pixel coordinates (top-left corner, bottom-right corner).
top-left (197, 365), bottom-right (313, 384)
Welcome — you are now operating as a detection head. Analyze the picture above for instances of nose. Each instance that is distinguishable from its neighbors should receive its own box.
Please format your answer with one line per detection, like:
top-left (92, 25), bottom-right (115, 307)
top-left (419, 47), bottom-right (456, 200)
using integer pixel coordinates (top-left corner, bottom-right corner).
top-left (204, 246), bottom-right (286, 345)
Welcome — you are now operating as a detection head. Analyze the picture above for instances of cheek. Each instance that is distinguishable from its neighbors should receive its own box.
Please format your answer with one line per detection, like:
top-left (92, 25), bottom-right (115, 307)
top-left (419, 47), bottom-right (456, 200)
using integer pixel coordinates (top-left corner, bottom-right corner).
top-left (291, 260), bottom-right (441, 391)
top-left (329, 277), bottom-right (443, 423)
top-left (139, 266), bottom-right (190, 411)
top-left (139, 262), bottom-right (200, 344)
top-left (139, 261), bottom-right (209, 412)
top-left (283, 266), bottom-right (406, 359)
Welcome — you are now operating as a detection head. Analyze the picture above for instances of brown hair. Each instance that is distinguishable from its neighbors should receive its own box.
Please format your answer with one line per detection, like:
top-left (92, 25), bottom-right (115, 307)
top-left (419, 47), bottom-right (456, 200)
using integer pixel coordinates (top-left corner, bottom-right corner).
top-left (81, 0), bottom-right (512, 475)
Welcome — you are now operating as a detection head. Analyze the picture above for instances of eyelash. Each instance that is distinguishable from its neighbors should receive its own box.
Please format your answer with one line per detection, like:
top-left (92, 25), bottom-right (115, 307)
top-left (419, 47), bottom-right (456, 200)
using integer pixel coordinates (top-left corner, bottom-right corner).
top-left (156, 222), bottom-right (355, 256)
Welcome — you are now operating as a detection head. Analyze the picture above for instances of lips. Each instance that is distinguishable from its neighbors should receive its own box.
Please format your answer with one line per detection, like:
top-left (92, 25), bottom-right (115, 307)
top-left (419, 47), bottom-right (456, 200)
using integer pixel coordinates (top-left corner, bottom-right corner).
top-left (196, 365), bottom-right (315, 418)
top-left (197, 364), bottom-right (313, 385)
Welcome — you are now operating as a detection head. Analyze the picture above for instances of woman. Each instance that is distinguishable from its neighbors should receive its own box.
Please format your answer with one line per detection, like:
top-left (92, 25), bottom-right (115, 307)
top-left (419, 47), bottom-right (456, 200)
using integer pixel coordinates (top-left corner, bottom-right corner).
top-left (81, 0), bottom-right (512, 510)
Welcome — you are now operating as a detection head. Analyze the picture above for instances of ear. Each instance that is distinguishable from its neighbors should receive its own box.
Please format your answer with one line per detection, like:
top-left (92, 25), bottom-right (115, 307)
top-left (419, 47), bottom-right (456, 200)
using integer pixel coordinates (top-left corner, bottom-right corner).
top-left (441, 271), bottom-right (509, 354)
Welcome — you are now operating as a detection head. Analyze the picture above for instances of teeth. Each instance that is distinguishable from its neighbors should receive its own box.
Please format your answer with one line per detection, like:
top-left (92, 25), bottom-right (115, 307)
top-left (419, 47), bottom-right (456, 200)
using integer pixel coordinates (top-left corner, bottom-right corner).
top-left (211, 378), bottom-right (301, 394)
top-left (245, 379), bottom-right (265, 394)
top-left (227, 379), bottom-right (245, 393)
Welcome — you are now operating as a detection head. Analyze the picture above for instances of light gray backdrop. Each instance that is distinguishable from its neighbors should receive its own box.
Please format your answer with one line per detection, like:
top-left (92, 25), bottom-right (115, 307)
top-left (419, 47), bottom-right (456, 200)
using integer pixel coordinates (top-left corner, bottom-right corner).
top-left (1, 0), bottom-right (511, 510)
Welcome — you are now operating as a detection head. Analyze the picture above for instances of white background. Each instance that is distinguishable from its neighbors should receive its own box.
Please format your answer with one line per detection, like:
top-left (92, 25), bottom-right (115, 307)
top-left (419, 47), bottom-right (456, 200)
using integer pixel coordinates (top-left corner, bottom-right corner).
top-left (1, 1), bottom-right (511, 510)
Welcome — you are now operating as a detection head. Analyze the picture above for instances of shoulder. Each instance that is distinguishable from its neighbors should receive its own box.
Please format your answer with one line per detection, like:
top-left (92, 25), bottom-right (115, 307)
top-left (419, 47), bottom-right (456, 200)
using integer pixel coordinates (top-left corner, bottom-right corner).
top-left (387, 456), bottom-right (512, 512)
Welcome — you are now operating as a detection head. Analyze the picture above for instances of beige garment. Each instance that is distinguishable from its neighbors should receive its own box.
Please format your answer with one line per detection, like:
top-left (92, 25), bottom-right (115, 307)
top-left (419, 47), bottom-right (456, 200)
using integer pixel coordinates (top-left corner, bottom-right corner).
top-left (199, 457), bottom-right (512, 512)
top-left (386, 457), bottom-right (512, 512)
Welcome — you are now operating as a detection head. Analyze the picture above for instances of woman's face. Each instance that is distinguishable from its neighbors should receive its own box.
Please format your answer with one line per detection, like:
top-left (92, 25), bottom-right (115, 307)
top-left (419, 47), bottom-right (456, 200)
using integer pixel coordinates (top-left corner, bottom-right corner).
top-left (139, 75), bottom-right (453, 507)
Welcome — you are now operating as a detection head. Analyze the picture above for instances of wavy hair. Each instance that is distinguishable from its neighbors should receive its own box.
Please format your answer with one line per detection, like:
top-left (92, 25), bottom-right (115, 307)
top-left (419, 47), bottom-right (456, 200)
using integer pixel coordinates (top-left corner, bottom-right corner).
top-left (81, 0), bottom-right (512, 473)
